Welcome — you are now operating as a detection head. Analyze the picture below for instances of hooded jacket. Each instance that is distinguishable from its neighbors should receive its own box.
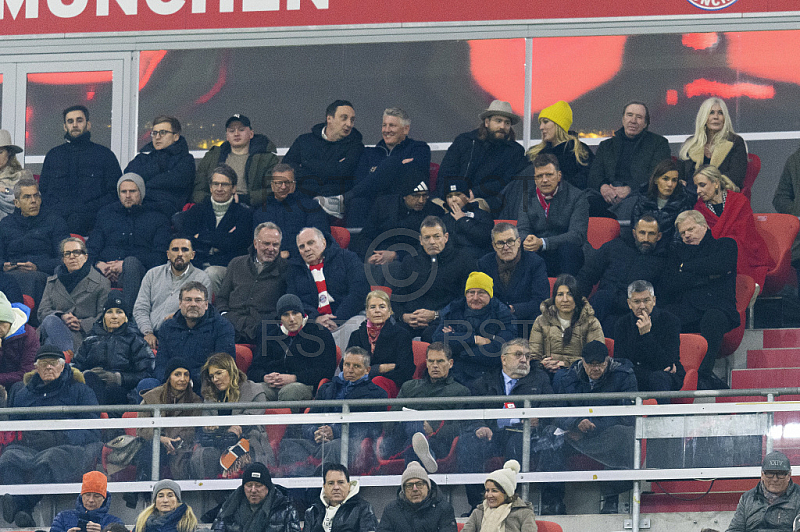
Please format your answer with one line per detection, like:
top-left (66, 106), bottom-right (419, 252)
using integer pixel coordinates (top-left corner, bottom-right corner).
top-left (461, 497), bottom-right (536, 532)
top-left (39, 131), bottom-right (122, 224)
top-left (194, 133), bottom-right (279, 206)
top-left (377, 481), bottom-right (457, 532)
top-left (0, 303), bottom-right (37, 387)
top-left (529, 298), bottom-right (604, 367)
top-left (303, 480), bottom-right (377, 532)
top-left (50, 493), bottom-right (124, 532)
top-left (125, 135), bottom-right (196, 216)
top-left (283, 123), bottom-right (365, 198)
top-left (212, 483), bottom-right (300, 532)
top-left (73, 318), bottom-right (155, 391)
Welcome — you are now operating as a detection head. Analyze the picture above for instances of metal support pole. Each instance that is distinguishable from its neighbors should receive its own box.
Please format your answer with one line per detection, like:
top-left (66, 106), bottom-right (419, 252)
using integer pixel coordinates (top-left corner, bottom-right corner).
top-left (151, 406), bottom-right (161, 481)
top-left (521, 400), bottom-right (531, 503)
top-left (766, 393), bottom-right (775, 454)
top-left (523, 38), bottom-right (533, 151)
top-left (340, 403), bottom-right (350, 467)
top-left (632, 397), bottom-right (642, 532)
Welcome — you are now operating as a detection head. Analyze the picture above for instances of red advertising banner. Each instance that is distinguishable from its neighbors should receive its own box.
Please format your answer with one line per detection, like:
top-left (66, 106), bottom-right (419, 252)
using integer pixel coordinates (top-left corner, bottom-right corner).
top-left (0, 0), bottom-right (795, 37)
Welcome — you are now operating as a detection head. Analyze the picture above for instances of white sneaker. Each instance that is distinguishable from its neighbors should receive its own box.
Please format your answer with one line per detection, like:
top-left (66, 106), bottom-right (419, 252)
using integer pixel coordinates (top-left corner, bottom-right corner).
top-left (412, 432), bottom-right (438, 473)
top-left (314, 195), bottom-right (345, 219)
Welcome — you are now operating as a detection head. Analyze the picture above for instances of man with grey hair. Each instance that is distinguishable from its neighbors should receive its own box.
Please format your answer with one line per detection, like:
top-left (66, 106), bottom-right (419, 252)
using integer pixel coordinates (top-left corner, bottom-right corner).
top-left (0, 178), bottom-right (69, 311)
top-left (613, 280), bottom-right (684, 395)
top-left (314, 107), bottom-right (431, 223)
top-left (216, 222), bottom-right (289, 344)
top-left (661, 209), bottom-right (738, 389)
top-left (288, 226), bottom-right (370, 349)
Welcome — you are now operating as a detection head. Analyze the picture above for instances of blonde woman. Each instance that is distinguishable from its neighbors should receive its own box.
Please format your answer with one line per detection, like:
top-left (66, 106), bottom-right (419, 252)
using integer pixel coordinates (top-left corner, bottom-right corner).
top-left (679, 97), bottom-right (748, 188)
top-left (133, 480), bottom-right (197, 532)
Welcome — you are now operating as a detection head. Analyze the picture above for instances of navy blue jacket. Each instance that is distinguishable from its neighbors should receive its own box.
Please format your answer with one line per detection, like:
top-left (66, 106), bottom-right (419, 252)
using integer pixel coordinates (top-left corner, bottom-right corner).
top-left (39, 131), bottom-right (122, 230)
top-left (252, 192), bottom-right (330, 260)
top-left (249, 321), bottom-right (337, 388)
top-left (432, 297), bottom-right (516, 383)
top-left (0, 270), bottom-right (23, 304)
top-left (476, 249), bottom-right (549, 326)
top-left (440, 202), bottom-right (494, 257)
top-left (176, 198), bottom-right (253, 267)
top-left (50, 494), bottom-right (123, 532)
top-left (351, 136), bottom-right (431, 199)
top-left (87, 202), bottom-right (171, 270)
top-left (125, 135), bottom-right (196, 216)
top-left (283, 123), bottom-right (365, 197)
top-left (352, 195), bottom-right (442, 260)
top-left (553, 358), bottom-right (638, 432)
top-left (0, 209), bottom-right (69, 274)
top-left (286, 235), bottom-right (370, 322)
top-left (302, 374), bottom-right (388, 441)
top-left (155, 305), bottom-right (235, 391)
top-left (437, 129), bottom-right (527, 210)
top-left (9, 366), bottom-right (101, 446)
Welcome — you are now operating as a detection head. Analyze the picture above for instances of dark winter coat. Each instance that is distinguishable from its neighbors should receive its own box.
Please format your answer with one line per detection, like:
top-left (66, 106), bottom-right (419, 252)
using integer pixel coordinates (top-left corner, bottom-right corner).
top-left (476, 249), bottom-right (550, 325)
top-left (540, 138), bottom-right (595, 190)
top-left (73, 319), bottom-right (155, 391)
top-left (440, 201), bottom-right (494, 257)
top-left (39, 131), bottom-right (122, 227)
top-left (302, 374), bottom-right (388, 441)
top-left (212, 483), bottom-right (301, 532)
top-left (176, 198), bottom-right (253, 267)
top-left (155, 305), bottom-right (235, 388)
top-left (0, 209), bottom-right (69, 274)
top-left (249, 321), bottom-right (336, 389)
top-left (588, 128), bottom-right (671, 192)
top-left (216, 249), bottom-right (288, 343)
top-left (660, 231), bottom-right (739, 328)
top-left (681, 133), bottom-right (748, 190)
top-left (283, 123), bottom-right (365, 197)
top-left (516, 177), bottom-right (589, 250)
top-left (432, 297), bottom-right (516, 383)
top-left (437, 129), bottom-right (528, 209)
top-left (140, 503), bottom-right (191, 532)
top-left (726, 480), bottom-right (800, 532)
top-left (613, 307), bottom-right (685, 382)
top-left (124, 135), bottom-right (196, 216)
top-left (554, 358), bottom-right (637, 432)
top-left (194, 133), bottom-right (279, 207)
top-left (10, 366), bottom-right (100, 446)
top-left (630, 184), bottom-right (696, 243)
top-left (353, 136), bottom-right (431, 198)
top-left (303, 484), bottom-right (377, 532)
top-left (353, 196), bottom-right (442, 260)
top-left (377, 481), bottom-right (457, 532)
top-left (252, 192), bottom-right (330, 261)
top-left (50, 493), bottom-right (124, 532)
top-left (287, 235), bottom-right (370, 321)
top-left (38, 265), bottom-right (112, 344)
top-left (347, 318), bottom-right (414, 387)
top-left (87, 202), bottom-right (171, 270)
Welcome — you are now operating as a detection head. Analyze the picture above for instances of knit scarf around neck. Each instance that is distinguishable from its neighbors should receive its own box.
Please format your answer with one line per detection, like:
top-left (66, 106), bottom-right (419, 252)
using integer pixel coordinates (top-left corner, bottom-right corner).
top-left (480, 502), bottom-right (513, 532)
top-left (496, 250), bottom-right (521, 288)
top-left (57, 260), bottom-right (91, 294)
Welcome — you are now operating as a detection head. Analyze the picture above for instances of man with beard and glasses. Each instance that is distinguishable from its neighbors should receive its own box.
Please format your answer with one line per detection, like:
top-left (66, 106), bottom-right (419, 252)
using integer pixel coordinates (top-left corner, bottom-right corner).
top-left (576, 213), bottom-right (666, 337)
top-left (437, 100), bottom-right (527, 211)
top-left (39, 105), bottom-right (122, 235)
top-left (133, 237), bottom-right (211, 352)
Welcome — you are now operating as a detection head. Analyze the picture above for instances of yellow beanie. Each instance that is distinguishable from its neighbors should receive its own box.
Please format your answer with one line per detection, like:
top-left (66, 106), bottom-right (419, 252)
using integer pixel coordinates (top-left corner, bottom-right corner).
top-left (538, 100), bottom-right (573, 134)
top-left (465, 271), bottom-right (493, 299)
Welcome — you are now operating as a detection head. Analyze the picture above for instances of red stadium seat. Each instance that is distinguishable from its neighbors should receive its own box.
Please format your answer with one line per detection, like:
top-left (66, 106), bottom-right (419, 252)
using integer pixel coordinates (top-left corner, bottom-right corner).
top-left (412, 340), bottom-right (430, 379)
top-left (587, 217), bottom-right (620, 250)
top-left (604, 337), bottom-right (614, 358)
top-left (370, 285), bottom-right (392, 296)
top-left (22, 294), bottom-right (34, 311)
top-left (719, 274), bottom-right (755, 358)
top-left (672, 333), bottom-right (707, 404)
top-left (754, 213), bottom-right (800, 295)
top-left (493, 219), bottom-right (518, 226)
top-left (70, 233), bottom-right (86, 243)
top-left (537, 522), bottom-right (564, 532)
top-left (263, 408), bottom-right (292, 457)
top-left (235, 344), bottom-right (253, 373)
top-left (372, 376), bottom-right (399, 398)
top-left (331, 226), bottom-right (350, 249)
top-left (741, 153), bottom-right (761, 201)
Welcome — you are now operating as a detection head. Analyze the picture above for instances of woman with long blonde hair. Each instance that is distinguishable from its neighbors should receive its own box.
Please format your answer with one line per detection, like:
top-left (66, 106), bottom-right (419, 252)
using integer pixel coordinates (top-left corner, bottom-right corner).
top-left (679, 97), bottom-right (748, 188)
top-left (133, 480), bottom-right (197, 532)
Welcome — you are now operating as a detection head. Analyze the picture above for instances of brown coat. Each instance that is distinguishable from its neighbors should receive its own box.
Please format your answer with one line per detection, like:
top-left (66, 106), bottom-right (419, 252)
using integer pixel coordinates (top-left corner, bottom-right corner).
top-left (462, 497), bottom-right (537, 532)
top-left (137, 384), bottom-right (203, 443)
top-left (529, 298), bottom-right (604, 367)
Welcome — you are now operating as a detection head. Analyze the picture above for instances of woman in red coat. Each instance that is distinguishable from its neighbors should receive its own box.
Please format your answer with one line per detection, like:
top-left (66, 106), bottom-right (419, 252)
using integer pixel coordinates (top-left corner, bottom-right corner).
top-left (693, 164), bottom-right (774, 288)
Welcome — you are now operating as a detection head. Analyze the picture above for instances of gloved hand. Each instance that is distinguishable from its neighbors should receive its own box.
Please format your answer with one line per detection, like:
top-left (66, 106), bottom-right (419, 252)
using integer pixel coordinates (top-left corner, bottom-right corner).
top-left (89, 367), bottom-right (122, 386)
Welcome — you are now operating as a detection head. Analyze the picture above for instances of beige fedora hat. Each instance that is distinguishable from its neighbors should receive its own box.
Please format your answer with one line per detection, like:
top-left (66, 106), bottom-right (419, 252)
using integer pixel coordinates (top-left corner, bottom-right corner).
top-left (0, 130), bottom-right (23, 154)
top-left (479, 100), bottom-right (521, 125)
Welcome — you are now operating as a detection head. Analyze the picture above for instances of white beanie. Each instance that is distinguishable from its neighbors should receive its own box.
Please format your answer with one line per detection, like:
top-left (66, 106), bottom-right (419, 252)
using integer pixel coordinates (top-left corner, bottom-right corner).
top-left (486, 459), bottom-right (520, 497)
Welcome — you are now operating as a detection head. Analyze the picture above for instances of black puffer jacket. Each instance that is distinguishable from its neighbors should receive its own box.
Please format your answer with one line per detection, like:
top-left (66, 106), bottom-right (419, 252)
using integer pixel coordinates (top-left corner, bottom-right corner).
top-left (377, 481), bottom-right (457, 532)
top-left (72, 318), bottom-right (155, 391)
top-left (303, 482), bottom-right (377, 532)
top-left (212, 483), bottom-right (301, 532)
top-left (124, 135), bottom-right (196, 216)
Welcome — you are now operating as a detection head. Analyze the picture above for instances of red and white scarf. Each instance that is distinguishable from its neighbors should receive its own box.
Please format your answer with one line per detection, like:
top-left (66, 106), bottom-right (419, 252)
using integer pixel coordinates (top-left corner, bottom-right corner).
top-left (308, 262), bottom-right (333, 315)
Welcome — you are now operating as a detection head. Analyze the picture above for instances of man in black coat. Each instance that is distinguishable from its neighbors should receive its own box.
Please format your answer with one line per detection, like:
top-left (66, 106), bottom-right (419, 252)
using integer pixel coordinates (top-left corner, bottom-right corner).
top-left (517, 153), bottom-right (588, 276)
top-left (212, 463), bottom-right (301, 532)
top-left (660, 209), bottom-right (738, 389)
top-left (303, 464), bottom-right (377, 532)
top-left (437, 100), bottom-right (528, 212)
top-left (392, 216), bottom-right (473, 341)
top-left (613, 280), bottom-right (684, 396)
top-left (577, 213), bottom-right (666, 336)
top-left (39, 105), bottom-right (122, 235)
top-left (456, 338), bottom-right (565, 514)
top-left (283, 100), bottom-right (365, 202)
top-left (587, 101), bottom-right (671, 218)
top-left (377, 461), bottom-right (457, 532)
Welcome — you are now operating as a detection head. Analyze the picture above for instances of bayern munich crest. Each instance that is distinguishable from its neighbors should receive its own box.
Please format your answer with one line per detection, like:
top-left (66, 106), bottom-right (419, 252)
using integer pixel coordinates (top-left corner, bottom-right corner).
top-left (687, 0), bottom-right (739, 10)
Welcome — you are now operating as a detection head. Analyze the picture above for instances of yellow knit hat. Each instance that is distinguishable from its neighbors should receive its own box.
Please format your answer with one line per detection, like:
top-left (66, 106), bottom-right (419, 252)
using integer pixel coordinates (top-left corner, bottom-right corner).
top-left (538, 100), bottom-right (573, 133)
top-left (465, 271), bottom-right (493, 299)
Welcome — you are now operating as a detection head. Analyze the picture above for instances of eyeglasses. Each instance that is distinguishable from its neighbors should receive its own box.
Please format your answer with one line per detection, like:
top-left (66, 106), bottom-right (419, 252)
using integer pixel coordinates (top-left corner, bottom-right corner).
top-left (256, 239), bottom-right (280, 248)
top-left (504, 351), bottom-right (531, 360)
top-left (36, 358), bottom-right (62, 368)
top-left (404, 481), bottom-right (427, 491)
top-left (584, 361), bottom-right (607, 368)
top-left (181, 297), bottom-right (207, 304)
top-left (764, 471), bottom-right (790, 479)
top-left (629, 298), bottom-right (653, 306)
top-left (62, 250), bottom-right (86, 258)
top-left (271, 180), bottom-right (295, 187)
top-left (210, 181), bottom-right (233, 188)
top-left (151, 129), bottom-right (174, 138)
top-left (493, 238), bottom-right (519, 249)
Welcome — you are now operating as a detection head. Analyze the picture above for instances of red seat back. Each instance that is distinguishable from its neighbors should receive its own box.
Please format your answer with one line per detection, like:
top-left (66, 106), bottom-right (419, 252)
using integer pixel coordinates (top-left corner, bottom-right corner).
top-left (412, 340), bottom-right (430, 379)
top-left (587, 217), bottom-right (620, 249)
top-left (754, 213), bottom-right (800, 295)
top-left (331, 226), bottom-right (351, 249)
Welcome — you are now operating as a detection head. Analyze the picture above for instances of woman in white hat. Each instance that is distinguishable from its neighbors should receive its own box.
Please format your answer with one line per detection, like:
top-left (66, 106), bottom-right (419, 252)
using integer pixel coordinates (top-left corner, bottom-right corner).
top-left (462, 460), bottom-right (537, 532)
top-left (0, 130), bottom-right (32, 220)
